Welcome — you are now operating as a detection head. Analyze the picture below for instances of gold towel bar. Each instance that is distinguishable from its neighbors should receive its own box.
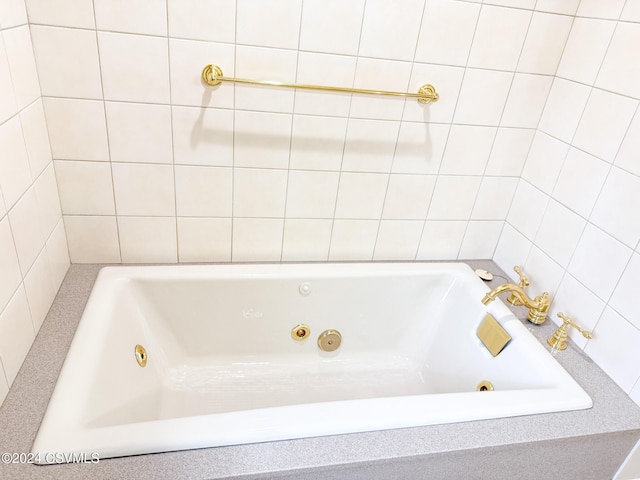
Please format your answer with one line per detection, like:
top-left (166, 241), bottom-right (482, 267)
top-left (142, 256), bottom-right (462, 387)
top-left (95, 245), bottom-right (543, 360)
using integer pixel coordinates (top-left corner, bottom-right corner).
top-left (201, 64), bottom-right (439, 104)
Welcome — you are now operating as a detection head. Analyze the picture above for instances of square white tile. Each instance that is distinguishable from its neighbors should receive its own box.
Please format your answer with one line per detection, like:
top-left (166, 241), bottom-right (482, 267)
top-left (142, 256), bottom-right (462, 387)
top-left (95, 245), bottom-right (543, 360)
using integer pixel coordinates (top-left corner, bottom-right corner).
top-left (615, 109), bottom-right (640, 177)
top-left (289, 115), bottom-right (348, 171)
top-left (538, 78), bottom-right (591, 143)
top-left (334, 172), bottom-right (388, 219)
top-left (33, 163), bottom-right (62, 238)
top-left (233, 168), bottom-right (288, 218)
top-left (573, 89), bottom-right (638, 163)
top-left (294, 52), bottom-right (356, 117)
top-left (328, 219), bottom-right (378, 261)
top-left (506, 180), bottom-right (549, 240)
top-left (415, 0), bottom-right (480, 67)
top-left (2, 26), bottom-right (40, 110)
top-left (30, 25), bottom-right (102, 99)
top-left (94, 0), bottom-right (167, 36)
top-left (493, 223), bottom-right (532, 276)
top-left (609, 253), bottom-right (640, 330)
top-left (382, 174), bottom-right (436, 220)
top-left (299, 0), bottom-right (365, 56)
top-left (282, 219), bottom-right (332, 261)
top-left (0, 35), bottom-right (17, 125)
top-left (520, 131), bottom-right (568, 194)
top-left (285, 170), bottom-right (340, 219)
top-left (392, 122), bottom-right (449, 175)
top-left (22, 247), bottom-right (55, 333)
top-left (8, 187), bottom-right (45, 275)
top-left (64, 215), bottom-right (120, 263)
top-left (168, 38), bottom-right (235, 109)
top-left (0, 369), bottom-right (7, 405)
top-left (349, 57), bottom-right (413, 121)
top-left (585, 308), bottom-right (640, 393)
top-left (234, 45), bottom-right (298, 114)
top-left (0, 116), bottom-right (32, 209)
top-left (236, 0), bottom-right (302, 50)
top-left (177, 217), bottom-right (231, 262)
top-left (373, 220), bottom-right (423, 261)
top-left (174, 165), bottom-right (232, 217)
top-left (535, 0), bottom-right (579, 14)
top-left (0, 286), bottom-right (34, 385)
top-left (19, 100), bottom-right (52, 179)
top-left (533, 199), bottom-right (586, 268)
top-left (342, 119), bottom-right (400, 173)
top-left (358, 0), bottom-right (425, 62)
top-left (552, 147), bottom-right (609, 218)
top-left (484, 0), bottom-right (535, 7)
top-left (0, 0), bottom-right (27, 27)
top-left (106, 102), bottom-right (173, 164)
top-left (467, 5), bottom-right (531, 71)
top-left (45, 219), bottom-right (69, 289)
top-left (43, 98), bottom-right (109, 161)
top-left (517, 12), bottom-right (572, 75)
top-left (485, 127), bottom-right (535, 177)
top-left (548, 274), bottom-right (605, 349)
top-left (118, 216), bottom-right (177, 263)
top-left (576, 0), bottom-right (625, 19)
top-left (0, 217), bottom-right (22, 313)
top-left (453, 69), bottom-right (513, 126)
top-left (232, 218), bottom-right (284, 262)
top-left (458, 221), bottom-right (503, 260)
top-left (501, 74), bottom-right (553, 128)
top-left (98, 32), bottom-right (170, 104)
top-left (112, 163), bottom-right (175, 216)
top-left (522, 246), bottom-right (565, 297)
top-left (0, 188), bottom-right (5, 219)
top-left (172, 106), bottom-right (233, 167)
top-left (416, 220), bottom-right (466, 260)
top-left (471, 176), bottom-right (519, 220)
top-left (24, 0), bottom-right (94, 28)
top-left (557, 18), bottom-right (616, 85)
top-left (427, 176), bottom-right (481, 220)
top-left (621, 0), bottom-right (640, 22)
top-left (403, 63), bottom-right (465, 124)
top-left (596, 22), bottom-right (640, 100)
top-left (168, 0), bottom-right (235, 43)
top-left (54, 160), bottom-right (115, 215)
top-left (439, 125), bottom-right (496, 175)
top-left (590, 167), bottom-right (640, 248)
top-left (568, 224), bottom-right (632, 301)
top-left (234, 111), bottom-right (293, 169)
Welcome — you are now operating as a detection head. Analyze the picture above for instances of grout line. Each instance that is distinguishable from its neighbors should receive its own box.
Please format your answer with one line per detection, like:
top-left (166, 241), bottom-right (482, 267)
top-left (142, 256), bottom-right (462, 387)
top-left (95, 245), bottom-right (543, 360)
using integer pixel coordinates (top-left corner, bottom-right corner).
top-left (279, 0), bottom-right (305, 262)
top-left (371, 0), bottom-right (428, 261)
top-left (458, 3), bottom-right (538, 261)
top-left (165, 0), bottom-right (179, 264)
top-left (229, 1), bottom-right (238, 263)
top-left (90, 0), bottom-right (122, 265)
top-left (326, 0), bottom-right (367, 262)
top-left (414, 0), bottom-right (484, 261)
top-left (537, 16), bottom-right (624, 340)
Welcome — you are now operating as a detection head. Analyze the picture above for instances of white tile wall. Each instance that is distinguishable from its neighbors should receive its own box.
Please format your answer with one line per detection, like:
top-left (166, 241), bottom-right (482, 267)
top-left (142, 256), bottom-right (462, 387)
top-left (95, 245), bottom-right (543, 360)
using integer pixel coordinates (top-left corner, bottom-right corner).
top-left (493, 0), bottom-right (640, 423)
top-left (0, 0), bottom-right (69, 406)
top-left (2, 0), bottom-right (640, 446)
top-left (467, 5), bottom-right (531, 71)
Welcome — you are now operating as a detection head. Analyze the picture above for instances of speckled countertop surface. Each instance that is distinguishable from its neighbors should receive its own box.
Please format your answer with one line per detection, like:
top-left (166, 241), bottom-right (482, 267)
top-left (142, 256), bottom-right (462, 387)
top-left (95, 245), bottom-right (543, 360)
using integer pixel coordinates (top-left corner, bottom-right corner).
top-left (1, 261), bottom-right (639, 480)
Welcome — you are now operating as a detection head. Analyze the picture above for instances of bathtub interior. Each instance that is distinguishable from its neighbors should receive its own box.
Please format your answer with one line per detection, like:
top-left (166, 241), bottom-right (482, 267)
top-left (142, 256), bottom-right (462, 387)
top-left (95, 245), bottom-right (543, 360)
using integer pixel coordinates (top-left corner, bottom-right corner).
top-left (32, 263), bottom-right (593, 460)
top-left (86, 270), bottom-right (457, 427)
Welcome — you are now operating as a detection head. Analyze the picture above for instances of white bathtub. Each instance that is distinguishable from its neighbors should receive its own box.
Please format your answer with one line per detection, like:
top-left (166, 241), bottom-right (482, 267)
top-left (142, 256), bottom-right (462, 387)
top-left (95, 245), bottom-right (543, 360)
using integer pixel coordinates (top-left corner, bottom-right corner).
top-left (32, 262), bottom-right (591, 462)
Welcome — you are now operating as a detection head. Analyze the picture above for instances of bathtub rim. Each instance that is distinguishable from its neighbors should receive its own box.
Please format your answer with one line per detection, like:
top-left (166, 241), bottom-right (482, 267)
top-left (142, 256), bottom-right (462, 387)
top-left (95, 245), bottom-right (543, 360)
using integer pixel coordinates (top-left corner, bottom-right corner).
top-left (30, 261), bottom-right (594, 462)
top-left (0, 261), bottom-right (637, 479)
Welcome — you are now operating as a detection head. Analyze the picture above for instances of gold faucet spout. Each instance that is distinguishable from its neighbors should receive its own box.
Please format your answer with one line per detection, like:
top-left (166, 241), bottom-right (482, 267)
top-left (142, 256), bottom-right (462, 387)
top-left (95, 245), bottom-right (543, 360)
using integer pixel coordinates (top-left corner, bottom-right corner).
top-left (482, 283), bottom-right (550, 325)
